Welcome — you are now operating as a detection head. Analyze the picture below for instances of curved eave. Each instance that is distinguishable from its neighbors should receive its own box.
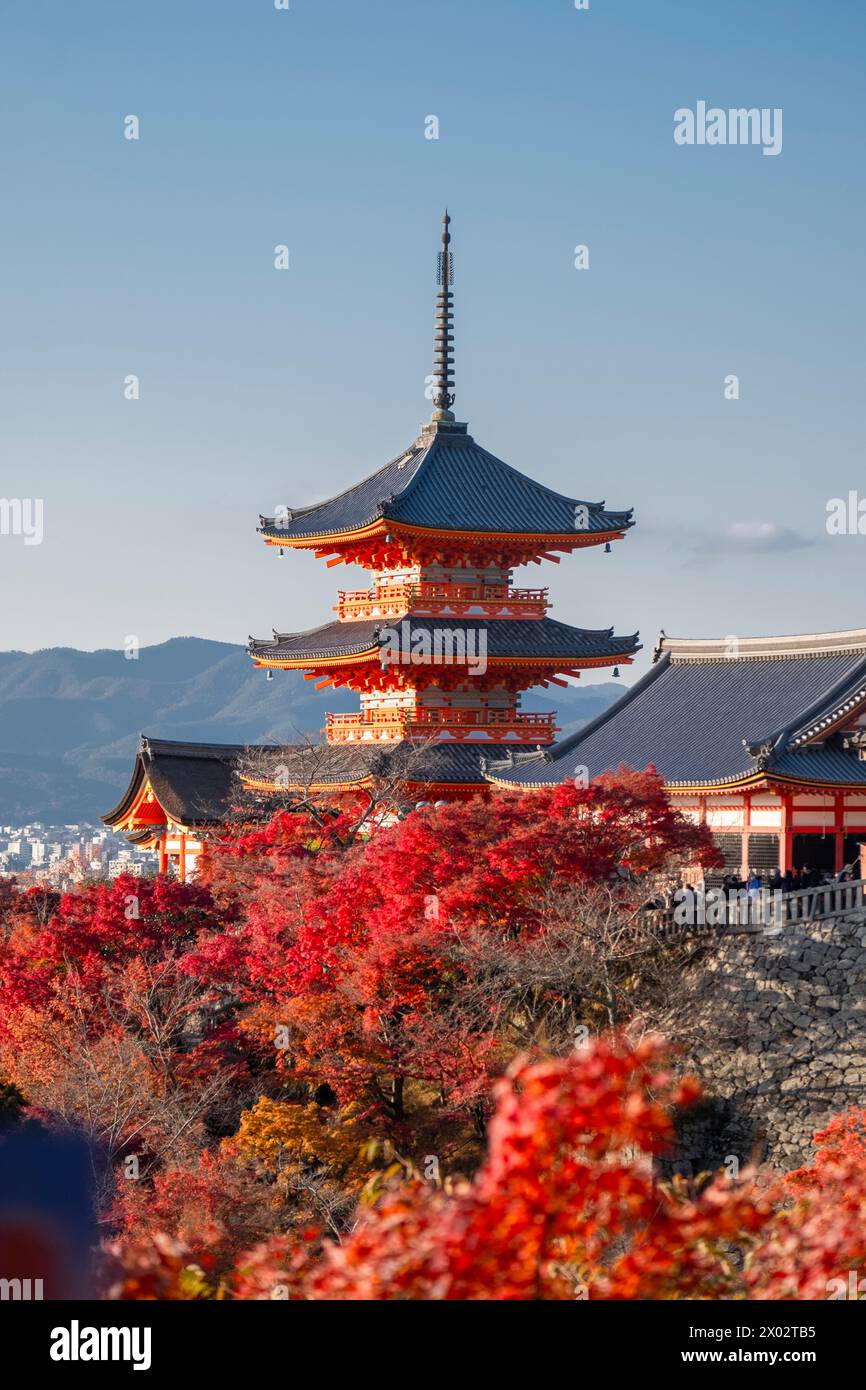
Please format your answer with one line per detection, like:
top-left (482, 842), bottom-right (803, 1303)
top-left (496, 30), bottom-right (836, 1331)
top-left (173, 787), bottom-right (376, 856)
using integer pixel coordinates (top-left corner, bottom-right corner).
top-left (103, 776), bottom-right (192, 834)
top-left (662, 769), bottom-right (774, 792)
top-left (763, 771), bottom-right (866, 793)
top-left (664, 766), bottom-right (866, 794)
top-left (259, 518), bottom-right (631, 551)
top-left (102, 788), bottom-right (172, 834)
top-left (249, 650), bottom-right (637, 673)
top-left (399, 779), bottom-right (489, 794)
top-left (122, 829), bottom-right (164, 850)
top-left (242, 773), bottom-right (375, 794)
top-left (486, 769), bottom-right (866, 795)
top-left (484, 773), bottom-right (536, 790)
top-left (259, 515), bottom-right (385, 546)
top-left (250, 645), bottom-right (383, 670)
top-left (101, 759), bottom-right (149, 827)
top-left (664, 772), bottom-right (866, 795)
top-left (242, 773), bottom-right (489, 796)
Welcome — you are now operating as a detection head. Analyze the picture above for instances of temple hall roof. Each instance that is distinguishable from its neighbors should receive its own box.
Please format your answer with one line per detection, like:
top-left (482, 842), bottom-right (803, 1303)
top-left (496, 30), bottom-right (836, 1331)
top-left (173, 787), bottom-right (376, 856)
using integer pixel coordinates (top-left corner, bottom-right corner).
top-left (102, 736), bottom-right (255, 829)
top-left (245, 740), bottom-right (524, 790)
top-left (103, 737), bottom-right (518, 825)
top-left (484, 628), bottom-right (866, 791)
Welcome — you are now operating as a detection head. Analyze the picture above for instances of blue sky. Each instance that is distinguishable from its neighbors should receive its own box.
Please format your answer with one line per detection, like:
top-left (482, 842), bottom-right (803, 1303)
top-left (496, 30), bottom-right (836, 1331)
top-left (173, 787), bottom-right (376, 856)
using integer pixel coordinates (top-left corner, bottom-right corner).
top-left (1, 0), bottom-right (865, 682)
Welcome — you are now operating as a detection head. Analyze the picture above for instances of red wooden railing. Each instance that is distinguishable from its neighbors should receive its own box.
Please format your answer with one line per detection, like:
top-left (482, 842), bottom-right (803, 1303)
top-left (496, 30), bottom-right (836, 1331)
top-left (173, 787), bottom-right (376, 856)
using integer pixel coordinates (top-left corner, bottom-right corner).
top-left (326, 708), bottom-right (557, 743)
top-left (335, 583), bottom-right (549, 620)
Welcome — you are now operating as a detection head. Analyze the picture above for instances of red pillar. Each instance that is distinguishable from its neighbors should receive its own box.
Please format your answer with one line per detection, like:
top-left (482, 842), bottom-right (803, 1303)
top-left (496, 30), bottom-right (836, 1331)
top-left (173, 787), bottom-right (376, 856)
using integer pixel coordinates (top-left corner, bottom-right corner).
top-left (781, 792), bottom-right (793, 872)
top-left (178, 834), bottom-right (187, 884)
top-left (834, 793), bottom-right (845, 873)
top-left (158, 833), bottom-right (168, 876)
top-left (741, 794), bottom-right (751, 878)
top-left (696, 797), bottom-right (708, 888)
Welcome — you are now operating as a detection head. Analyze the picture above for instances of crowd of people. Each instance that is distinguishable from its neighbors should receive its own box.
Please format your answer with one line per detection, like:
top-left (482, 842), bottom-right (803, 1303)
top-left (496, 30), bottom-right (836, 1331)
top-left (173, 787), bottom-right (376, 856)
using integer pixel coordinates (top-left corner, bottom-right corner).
top-left (642, 861), bottom-right (860, 928)
top-left (720, 864), bottom-right (858, 895)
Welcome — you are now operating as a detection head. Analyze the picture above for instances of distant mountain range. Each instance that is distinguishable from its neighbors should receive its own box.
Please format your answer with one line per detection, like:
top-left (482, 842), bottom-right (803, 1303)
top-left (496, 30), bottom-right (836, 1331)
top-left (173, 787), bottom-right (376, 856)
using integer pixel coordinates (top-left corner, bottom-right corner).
top-left (0, 638), bottom-right (625, 823)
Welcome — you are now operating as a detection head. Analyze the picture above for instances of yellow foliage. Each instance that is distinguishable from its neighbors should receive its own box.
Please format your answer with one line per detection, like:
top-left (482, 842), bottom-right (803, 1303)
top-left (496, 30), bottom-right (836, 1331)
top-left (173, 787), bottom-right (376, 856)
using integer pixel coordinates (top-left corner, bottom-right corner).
top-left (235, 1097), bottom-right (374, 1186)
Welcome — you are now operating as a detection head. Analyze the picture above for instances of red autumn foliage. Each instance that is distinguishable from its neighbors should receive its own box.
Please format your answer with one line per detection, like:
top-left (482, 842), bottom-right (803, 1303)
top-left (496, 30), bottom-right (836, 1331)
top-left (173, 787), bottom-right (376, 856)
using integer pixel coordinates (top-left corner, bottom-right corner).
top-left (4, 772), bottom-right (863, 1301)
top-left (230, 1035), bottom-right (764, 1300)
top-left (110, 1038), bottom-right (866, 1304)
top-left (746, 1107), bottom-right (866, 1300)
top-left (183, 772), bottom-right (721, 1118)
top-left (0, 873), bottom-right (223, 1025)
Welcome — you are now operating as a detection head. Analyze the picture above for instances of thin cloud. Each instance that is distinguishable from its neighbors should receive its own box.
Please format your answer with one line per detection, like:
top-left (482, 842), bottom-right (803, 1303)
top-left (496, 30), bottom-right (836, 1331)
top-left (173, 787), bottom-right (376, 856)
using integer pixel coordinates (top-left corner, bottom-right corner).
top-left (721, 521), bottom-right (812, 552)
top-left (672, 520), bottom-right (815, 567)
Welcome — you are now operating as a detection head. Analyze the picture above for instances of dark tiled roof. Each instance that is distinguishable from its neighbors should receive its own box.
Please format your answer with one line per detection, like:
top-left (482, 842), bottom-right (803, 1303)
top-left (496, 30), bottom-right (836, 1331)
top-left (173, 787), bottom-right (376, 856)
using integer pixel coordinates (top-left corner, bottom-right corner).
top-left (103, 738), bottom-right (519, 823)
top-left (102, 736), bottom-right (259, 827)
top-left (485, 630), bottom-right (866, 790)
top-left (249, 617), bottom-right (640, 665)
top-left (261, 740), bottom-right (522, 789)
top-left (244, 743), bottom-right (375, 789)
top-left (250, 621), bottom-right (381, 662)
top-left (769, 748), bottom-right (866, 786)
top-left (394, 742), bottom-right (523, 786)
top-left (259, 421), bottom-right (633, 542)
top-left (125, 828), bottom-right (159, 846)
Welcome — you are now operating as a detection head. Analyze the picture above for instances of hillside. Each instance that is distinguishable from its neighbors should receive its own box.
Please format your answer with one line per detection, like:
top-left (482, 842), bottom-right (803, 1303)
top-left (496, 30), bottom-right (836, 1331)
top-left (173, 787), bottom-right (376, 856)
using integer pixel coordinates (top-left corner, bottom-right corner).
top-left (0, 638), bottom-right (624, 822)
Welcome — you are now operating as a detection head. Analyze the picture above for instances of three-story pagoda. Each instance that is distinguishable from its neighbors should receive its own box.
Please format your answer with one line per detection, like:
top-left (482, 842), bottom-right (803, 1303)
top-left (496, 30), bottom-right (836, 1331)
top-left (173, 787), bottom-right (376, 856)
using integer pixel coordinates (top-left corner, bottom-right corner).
top-left (248, 213), bottom-right (640, 800)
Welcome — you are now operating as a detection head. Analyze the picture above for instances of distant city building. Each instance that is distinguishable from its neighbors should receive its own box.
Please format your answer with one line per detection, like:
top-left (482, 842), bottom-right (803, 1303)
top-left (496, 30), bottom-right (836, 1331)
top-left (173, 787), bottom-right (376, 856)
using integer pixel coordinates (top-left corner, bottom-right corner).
top-left (0, 820), bottom-right (155, 887)
top-left (108, 858), bottom-right (148, 880)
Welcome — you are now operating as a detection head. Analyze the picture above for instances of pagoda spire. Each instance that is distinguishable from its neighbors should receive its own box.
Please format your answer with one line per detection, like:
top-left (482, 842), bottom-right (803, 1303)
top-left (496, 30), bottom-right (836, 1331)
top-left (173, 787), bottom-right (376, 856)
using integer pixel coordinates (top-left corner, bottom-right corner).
top-left (430, 210), bottom-right (456, 423)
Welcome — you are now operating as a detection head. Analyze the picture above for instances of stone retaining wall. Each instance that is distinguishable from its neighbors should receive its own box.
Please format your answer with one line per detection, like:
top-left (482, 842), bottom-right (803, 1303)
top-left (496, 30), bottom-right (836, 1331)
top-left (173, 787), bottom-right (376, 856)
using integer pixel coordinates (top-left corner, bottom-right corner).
top-left (677, 913), bottom-right (866, 1172)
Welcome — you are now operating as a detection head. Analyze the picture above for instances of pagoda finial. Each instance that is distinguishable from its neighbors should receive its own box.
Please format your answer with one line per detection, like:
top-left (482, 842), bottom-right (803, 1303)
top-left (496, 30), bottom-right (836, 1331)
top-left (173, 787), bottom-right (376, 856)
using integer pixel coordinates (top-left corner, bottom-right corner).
top-left (430, 209), bottom-right (455, 423)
